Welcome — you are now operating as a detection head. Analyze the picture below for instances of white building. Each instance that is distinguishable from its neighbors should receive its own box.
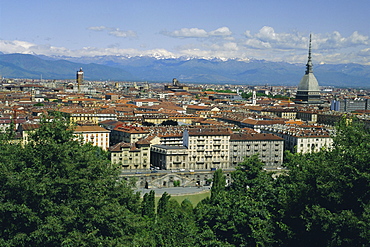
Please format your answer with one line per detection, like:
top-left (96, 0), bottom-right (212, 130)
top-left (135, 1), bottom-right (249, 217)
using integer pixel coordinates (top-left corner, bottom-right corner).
top-left (261, 124), bottom-right (333, 153)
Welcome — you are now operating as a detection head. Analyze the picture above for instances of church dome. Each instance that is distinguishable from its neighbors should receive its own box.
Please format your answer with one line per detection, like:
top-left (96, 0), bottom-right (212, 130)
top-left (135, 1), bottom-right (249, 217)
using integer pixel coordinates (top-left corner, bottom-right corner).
top-left (297, 73), bottom-right (320, 92)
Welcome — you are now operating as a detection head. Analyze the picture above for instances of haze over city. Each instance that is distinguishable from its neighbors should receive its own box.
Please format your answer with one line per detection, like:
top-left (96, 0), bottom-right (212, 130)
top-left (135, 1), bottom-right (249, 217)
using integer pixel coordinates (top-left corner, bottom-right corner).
top-left (1, 0), bottom-right (369, 65)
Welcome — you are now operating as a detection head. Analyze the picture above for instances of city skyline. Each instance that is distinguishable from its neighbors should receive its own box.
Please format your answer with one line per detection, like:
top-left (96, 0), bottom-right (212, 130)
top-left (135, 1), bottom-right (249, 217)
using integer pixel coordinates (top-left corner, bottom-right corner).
top-left (1, 0), bottom-right (369, 65)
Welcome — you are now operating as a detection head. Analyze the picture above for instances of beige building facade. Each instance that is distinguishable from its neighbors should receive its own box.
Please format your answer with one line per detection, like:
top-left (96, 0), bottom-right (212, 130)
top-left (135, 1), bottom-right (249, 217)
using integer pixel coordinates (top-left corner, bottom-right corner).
top-left (183, 128), bottom-right (232, 170)
top-left (74, 125), bottom-right (110, 150)
top-left (110, 140), bottom-right (151, 170)
top-left (150, 145), bottom-right (189, 170)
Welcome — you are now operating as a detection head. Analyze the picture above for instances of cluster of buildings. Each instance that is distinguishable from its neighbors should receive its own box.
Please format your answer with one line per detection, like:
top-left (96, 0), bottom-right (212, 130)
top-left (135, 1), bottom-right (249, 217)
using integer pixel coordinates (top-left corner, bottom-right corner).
top-left (1, 37), bottom-right (370, 187)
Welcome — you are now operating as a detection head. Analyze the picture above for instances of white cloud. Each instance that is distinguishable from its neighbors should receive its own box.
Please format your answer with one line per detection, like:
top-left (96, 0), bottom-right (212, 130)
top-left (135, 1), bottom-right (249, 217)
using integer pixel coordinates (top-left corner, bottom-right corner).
top-left (244, 26), bottom-right (306, 49)
top-left (244, 39), bottom-right (272, 49)
top-left (108, 29), bottom-right (137, 38)
top-left (314, 31), bottom-right (369, 50)
top-left (87, 26), bottom-right (108, 31)
top-left (87, 26), bottom-right (137, 38)
top-left (243, 26), bottom-right (369, 51)
top-left (358, 48), bottom-right (370, 57)
top-left (209, 27), bottom-right (232, 37)
top-left (0, 40), bottom-right (35, 53)
top-left (0, 39), bottom-right (176, 58)
top-left (162, 27), bottom-right (232, 38)
top-left (163, 28), bottom-right (208, 38)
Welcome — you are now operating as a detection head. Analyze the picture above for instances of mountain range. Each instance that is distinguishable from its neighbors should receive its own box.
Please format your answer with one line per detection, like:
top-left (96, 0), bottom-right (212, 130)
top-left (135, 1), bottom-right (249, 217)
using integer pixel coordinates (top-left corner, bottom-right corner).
top-left (1, 53), bottom-right (369, 88)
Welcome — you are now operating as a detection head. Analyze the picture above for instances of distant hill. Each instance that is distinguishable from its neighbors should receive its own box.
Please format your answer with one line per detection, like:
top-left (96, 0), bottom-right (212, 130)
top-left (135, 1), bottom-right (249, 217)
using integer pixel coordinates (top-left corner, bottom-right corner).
top-left (1, 53), bottom-right (370, 87)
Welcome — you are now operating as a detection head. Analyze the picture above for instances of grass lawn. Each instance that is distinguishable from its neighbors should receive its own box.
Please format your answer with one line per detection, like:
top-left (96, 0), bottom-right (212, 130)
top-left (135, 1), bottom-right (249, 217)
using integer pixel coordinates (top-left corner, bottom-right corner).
top-left (154, 190), bottom-right (211, 208)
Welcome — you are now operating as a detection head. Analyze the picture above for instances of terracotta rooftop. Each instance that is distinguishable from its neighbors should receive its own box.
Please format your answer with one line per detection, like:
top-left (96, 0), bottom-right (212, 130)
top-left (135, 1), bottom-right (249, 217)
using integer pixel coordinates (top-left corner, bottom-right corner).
top-left (74, 125), bottom-right (110, 132)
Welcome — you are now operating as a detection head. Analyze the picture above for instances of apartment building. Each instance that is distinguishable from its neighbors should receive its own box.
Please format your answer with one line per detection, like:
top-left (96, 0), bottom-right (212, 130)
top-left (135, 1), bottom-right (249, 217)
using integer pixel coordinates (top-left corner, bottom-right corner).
top-left (147, 126), bottom-right (185, 146)
top-left (331, 98), bottom-right (370, 112)
top-left (261, 124), bottom-right (333, 153)
top-left (296, 110), bottom-right (318, 123)
top-left (74, 125), bottom-right (110, 150)
top-left (59, 108), bottom-right (117, 124)
top-left (241, 119), bottom-right (285, 133)
top-left (150, 145), bottom-right (189, 170)
top-left (110, 139), bottom-right (151, 170)
top-left (183, 128), bottom-right (232, 170)
top-left (264, 108), bottom-right (297, 119)
top-left (110, 126), bottom-right (149, 145)
top-left (229, 133), bottom-right (284, 168)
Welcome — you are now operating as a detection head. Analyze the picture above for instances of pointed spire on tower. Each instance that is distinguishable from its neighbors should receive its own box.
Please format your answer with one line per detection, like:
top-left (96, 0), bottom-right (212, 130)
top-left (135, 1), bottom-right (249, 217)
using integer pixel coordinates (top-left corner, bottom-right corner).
top-left (305, 34), bottom-right (313, 74)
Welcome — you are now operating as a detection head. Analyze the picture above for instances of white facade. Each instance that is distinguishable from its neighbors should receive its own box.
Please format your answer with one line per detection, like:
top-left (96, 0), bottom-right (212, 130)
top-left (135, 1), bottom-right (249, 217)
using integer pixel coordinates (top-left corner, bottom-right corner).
top-left (261, 124), bottom-right (333, 154)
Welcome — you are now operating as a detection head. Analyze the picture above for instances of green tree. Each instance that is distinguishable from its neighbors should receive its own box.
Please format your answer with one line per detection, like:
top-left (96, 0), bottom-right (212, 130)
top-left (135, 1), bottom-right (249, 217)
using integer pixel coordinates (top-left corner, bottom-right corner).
top-left (275, 117), bottom-right (370, 246)
top-left (155, 199), bottom-right (200, 246)
top-left (210, 169), bottom-right (226, 201)
top-left (157, 192), bottom-right (171, 217)
top-left (0, 114), bottom-right (144, 246)
top-left (196, 156), bottom-right (277, 246)
top-left (181, 199), bottom-right (194, 215)
top-left (141, 190), bottom-right (155, 218)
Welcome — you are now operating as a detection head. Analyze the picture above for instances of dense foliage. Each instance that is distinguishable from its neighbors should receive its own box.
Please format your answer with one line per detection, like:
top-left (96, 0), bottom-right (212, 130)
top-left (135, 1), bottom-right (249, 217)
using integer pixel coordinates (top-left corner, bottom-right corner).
top-left (1, 116), bottom-right (369, 246)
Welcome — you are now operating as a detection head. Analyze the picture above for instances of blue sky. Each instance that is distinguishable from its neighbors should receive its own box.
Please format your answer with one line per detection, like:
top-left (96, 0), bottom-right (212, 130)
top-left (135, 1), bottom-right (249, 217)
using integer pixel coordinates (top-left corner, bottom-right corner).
top-left (1, 0), bottom-right (369, 64)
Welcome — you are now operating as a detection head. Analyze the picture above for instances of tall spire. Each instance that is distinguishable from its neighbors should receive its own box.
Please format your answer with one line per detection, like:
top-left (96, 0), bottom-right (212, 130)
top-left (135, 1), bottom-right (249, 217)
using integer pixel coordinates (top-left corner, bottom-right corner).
top-left (305, 34), bottom-right (313, 74)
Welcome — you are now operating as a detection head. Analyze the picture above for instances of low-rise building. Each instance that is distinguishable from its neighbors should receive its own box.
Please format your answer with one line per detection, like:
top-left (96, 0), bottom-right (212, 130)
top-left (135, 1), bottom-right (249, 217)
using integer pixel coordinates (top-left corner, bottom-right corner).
top-left (264, 108), bottom-right (297, 119)
top-left (150, 145), bottom-right (189, 170)
top-left (110, 139), bottom-right (151, 170)
top-left (297, 110), bottom-right (318, 123)
top-left (74, 125), bottom-right (110, 150)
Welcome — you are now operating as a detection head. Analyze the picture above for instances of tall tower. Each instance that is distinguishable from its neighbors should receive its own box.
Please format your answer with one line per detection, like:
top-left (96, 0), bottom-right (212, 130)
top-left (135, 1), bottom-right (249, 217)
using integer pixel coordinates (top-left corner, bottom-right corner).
top-left (76, 68), bottom-right (84, 93)
top-left (252, 90), bottom-right (256, 105)
top-left (295, 34), bottom-right (322, 104)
